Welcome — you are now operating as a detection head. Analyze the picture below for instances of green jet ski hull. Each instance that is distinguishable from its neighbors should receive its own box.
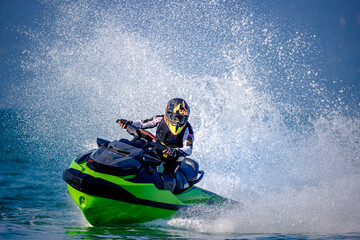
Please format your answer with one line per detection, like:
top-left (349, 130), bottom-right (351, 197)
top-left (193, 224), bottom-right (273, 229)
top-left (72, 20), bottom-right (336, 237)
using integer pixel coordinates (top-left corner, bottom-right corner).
top-left (64, 157), bottom-right (231, 226)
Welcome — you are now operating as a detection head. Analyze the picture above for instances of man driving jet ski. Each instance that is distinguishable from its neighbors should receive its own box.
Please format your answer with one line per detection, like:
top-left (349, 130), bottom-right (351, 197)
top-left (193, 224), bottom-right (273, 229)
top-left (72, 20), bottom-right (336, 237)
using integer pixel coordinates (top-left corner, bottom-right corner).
top-left (117, 98), bottom-right (194, 177)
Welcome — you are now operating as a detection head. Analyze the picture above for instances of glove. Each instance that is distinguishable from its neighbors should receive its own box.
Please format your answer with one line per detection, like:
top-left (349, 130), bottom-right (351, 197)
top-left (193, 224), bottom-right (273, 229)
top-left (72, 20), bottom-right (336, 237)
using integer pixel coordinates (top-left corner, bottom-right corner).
top-left (116, 119), bottom-right (132, 128)
top-left (163, 147), bottom-right (179, 158)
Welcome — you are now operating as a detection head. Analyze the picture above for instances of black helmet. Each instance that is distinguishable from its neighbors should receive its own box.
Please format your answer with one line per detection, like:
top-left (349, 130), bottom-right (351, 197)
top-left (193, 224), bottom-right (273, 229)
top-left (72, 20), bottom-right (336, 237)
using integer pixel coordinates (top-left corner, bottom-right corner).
top-left (165, 98), bottom-right (190, 134)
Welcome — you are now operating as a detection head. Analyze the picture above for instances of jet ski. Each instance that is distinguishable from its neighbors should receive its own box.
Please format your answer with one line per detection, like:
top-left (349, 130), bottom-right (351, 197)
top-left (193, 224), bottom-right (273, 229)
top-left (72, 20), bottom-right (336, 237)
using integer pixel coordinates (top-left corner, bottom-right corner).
top-left (63, 124), bottom-right (234, 226)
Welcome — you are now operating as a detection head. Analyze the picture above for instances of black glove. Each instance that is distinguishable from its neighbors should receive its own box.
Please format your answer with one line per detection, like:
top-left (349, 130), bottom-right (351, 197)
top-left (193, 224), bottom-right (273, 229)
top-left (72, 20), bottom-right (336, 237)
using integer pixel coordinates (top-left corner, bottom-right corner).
top-left (163, 147), bottom-right (179, 158)
top-left (116, 119), bottom-right (132, 128)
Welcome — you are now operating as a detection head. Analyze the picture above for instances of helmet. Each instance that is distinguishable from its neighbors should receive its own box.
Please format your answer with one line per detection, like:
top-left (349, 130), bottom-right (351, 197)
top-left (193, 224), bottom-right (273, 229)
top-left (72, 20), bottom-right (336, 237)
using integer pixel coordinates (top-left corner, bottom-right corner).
top-left (164, 98), bottom-right (190, 135)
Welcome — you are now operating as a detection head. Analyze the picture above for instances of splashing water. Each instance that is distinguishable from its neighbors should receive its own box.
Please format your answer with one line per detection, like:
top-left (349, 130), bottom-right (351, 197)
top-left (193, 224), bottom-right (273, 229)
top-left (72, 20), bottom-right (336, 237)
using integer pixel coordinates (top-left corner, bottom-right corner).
top-left (9, 0), bottom-right (360, 235)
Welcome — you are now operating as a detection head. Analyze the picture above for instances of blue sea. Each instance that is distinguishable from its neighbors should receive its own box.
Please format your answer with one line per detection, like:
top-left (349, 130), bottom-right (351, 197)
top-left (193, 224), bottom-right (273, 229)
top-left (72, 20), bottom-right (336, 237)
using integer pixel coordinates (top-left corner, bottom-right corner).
top-left (1, 0), bottom-right (360, 239)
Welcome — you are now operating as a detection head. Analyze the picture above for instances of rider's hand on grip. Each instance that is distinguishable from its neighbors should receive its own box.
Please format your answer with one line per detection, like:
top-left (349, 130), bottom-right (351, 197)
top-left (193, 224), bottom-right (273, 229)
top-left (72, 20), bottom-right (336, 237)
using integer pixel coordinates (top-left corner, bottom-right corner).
top-left (163, 147), bottom-right (179, 158)
top-left (117, 119), bottom-right (131, 129)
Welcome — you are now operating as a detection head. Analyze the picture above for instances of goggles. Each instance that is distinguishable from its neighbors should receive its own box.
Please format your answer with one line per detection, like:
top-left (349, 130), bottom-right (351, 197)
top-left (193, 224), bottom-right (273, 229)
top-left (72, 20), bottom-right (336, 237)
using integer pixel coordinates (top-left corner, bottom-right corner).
top-left (169, 113), bottom-right (188, 125)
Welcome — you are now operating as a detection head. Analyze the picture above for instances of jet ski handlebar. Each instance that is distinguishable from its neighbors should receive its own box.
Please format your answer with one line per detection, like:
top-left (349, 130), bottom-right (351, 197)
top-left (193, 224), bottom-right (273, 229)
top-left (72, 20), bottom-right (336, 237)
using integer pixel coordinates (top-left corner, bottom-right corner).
top-left (125, 124), bottom-right (167, 151)
top-left (125, 124), bottom-right (187, 159)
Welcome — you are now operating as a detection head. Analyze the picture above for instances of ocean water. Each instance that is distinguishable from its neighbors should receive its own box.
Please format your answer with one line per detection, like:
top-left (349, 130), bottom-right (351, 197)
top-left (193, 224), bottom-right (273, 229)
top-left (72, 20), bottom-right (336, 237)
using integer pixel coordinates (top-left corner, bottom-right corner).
top-left (1, 0), bottom-right (360, 239)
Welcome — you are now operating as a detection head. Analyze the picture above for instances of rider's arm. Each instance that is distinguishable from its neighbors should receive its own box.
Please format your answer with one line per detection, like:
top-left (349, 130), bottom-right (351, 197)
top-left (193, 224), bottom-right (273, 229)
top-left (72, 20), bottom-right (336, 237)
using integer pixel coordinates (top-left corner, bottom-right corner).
top-left (178, 127), bottom-right (194, 156)
top-left (132, 115), bottom-right (163, 129)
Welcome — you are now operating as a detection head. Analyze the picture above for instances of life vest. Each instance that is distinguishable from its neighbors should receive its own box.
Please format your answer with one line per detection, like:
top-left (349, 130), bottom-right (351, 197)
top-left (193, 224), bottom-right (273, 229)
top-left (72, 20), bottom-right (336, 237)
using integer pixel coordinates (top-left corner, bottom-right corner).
top-left (156, 118), bottom-right (191, 148)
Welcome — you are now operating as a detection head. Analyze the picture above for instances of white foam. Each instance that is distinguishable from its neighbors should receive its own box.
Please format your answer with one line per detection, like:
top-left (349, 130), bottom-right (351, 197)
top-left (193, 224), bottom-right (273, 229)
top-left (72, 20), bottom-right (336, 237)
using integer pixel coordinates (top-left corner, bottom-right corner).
top-left (17, 0), bottom-right (360, 234)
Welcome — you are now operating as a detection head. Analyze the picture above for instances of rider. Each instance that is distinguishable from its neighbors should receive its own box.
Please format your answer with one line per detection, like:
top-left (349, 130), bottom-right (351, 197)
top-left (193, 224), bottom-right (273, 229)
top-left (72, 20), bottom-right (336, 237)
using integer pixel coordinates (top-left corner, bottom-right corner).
top-left (118, 98), bottom-right (194, 177)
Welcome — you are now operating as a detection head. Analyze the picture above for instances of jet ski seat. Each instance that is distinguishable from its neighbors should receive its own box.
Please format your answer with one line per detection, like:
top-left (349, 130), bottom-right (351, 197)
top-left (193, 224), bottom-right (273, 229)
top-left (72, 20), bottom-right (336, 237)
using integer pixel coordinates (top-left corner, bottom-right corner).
top-left (173, 158), bottom-right (204, 193)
